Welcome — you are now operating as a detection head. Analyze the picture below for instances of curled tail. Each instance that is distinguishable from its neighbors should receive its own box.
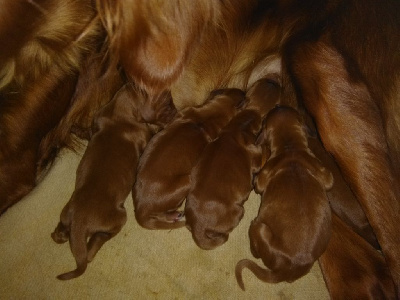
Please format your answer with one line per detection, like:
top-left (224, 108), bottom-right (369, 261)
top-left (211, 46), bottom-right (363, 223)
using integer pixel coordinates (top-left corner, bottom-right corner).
top-left (235, 259), bottom-right (287, 290)
top-left (57, 222), bottom-right (88, 280)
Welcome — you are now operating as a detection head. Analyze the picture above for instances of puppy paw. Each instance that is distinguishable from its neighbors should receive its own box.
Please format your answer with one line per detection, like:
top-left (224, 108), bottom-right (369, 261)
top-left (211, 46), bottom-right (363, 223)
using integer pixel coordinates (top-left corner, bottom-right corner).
top-left (51, 222), bottom-right (69, 244)
top-left (165, 211), bottom-right (185, 222)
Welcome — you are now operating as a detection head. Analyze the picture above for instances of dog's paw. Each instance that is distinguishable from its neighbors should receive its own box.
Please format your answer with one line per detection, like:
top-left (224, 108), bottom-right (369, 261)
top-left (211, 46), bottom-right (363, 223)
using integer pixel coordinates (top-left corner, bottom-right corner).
top-left (51, 222), bottom-right (69, 244)
top-left (165, 211), bottom-right (185, 222)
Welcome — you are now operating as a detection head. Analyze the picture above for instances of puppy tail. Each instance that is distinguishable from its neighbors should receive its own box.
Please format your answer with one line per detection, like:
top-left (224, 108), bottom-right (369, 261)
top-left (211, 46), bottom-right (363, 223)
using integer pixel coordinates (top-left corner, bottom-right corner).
top-left (235, 258), bottom-right (285, 289)
top-left (57, 223), bottom-right (88, 280)
top-left (235, 259), bottom-right (249, 291)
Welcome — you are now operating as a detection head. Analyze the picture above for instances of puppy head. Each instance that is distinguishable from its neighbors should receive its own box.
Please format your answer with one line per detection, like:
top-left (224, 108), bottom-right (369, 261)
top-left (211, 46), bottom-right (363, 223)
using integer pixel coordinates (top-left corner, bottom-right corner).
top-left (139, 90), bottom-right (177, 126)
top-left (205, 88), bottom-right (246, 109)
top-left (257, 105), bottom-right (309, 154)
top-left (245, 77), bottom-right (281, 117)
top-left (186, 201), bottom-right (244, 250)
top-left (114, 84), bottom-right (176, 126)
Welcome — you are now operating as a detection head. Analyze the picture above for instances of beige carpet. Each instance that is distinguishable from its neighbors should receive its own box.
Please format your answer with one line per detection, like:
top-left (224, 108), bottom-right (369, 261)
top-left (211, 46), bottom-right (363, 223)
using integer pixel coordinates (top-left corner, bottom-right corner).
top-left (0, 145), bottom-right (329, 299)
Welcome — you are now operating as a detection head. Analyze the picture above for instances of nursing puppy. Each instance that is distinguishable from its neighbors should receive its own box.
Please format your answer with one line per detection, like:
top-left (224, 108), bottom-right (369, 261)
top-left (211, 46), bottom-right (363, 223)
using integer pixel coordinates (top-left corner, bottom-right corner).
top-left (244, 77), bottom-right (282, 117)
top-left (319, 213), bottom-right (396, 299)
top-left (51, 85), bottom-right (170, 280)
top-left (185, 79), bottom-right (280, 250)
top-left (185, 110), bottom-right (262, 250)
top-left (305, 121), bottom-right (380, 249)
top-left (236, 106), bottom-right (334, 289)
top-left (133, 88), bottom-right (245, 230)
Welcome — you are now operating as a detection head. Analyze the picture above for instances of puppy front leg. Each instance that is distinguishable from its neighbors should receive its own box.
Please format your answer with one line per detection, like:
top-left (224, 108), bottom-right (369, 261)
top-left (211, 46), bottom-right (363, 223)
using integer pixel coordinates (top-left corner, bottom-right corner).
top-left (289, 42), bottom-right (400, 290)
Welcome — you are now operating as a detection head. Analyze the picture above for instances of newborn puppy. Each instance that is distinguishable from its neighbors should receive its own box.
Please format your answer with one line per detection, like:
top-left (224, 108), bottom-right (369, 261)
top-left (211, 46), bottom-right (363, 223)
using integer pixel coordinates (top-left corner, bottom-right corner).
top-left (51, 85), bottom-right (169, 280)
top-left (185, 80), bottom-right (281, 250)
top-left (306, 128), bottom-right (380, 249)
top-left (244, 77), bottom-right (281, 117)
top-left (185, 110), bottom-right (263, 250)
top-left (236, 105), bottom-right (334, 289)
top-left (133, 89), bottom-right (245, 230)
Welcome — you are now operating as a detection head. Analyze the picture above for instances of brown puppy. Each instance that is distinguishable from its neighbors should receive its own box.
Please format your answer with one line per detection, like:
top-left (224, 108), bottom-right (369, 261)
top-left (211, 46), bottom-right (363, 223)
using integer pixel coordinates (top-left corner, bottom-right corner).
top-left (185, 110), bottom-right (263, 250)
top-left (318, 213), bottom-right (396, 299)
top-left (51, 84), bottom-right (172, 280)
top-left (236, 106), bottom-right (334, 289)
top-left (133, 89), bottom-right (245, 230)
top-left (305, 121), bottom-right (380, 249)
top-left (244, 77), bottom-right (282, 117)
top-left (185, 79), bottom-right (280, 250)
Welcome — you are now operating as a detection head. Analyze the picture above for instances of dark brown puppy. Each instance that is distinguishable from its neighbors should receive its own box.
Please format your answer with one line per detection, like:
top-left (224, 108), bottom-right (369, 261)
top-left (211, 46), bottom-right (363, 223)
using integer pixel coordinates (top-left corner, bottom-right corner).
top-left (318, 213), bottom-right (396, 299)
top-left (51, 85), bottom-right (172, 280)
top-left (185, 110), bottom-right (262, 250)
top-left (244, 77), bottom-right (282, 117)
top-left (185, 79), bottom-right (280, 250)
top-left (133, 89), bottom-right (245, 230)
top-left (305, 124), bottom-right (380, 249)
top-left (236, 106), bottom-right (334, 289)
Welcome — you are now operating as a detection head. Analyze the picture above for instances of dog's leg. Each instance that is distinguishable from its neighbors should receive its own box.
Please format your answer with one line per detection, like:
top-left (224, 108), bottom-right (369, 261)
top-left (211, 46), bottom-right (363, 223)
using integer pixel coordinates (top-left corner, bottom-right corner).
top-left (289, 41), bottom-right (400, 290)
top-left (319, 213), bottom-right (396, 299)
top-left (0, 72), bottom-right (78, 214)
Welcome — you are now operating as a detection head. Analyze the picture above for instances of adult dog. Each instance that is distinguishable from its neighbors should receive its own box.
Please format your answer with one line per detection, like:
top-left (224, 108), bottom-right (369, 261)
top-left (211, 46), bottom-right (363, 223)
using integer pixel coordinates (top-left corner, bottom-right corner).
top-left (1, 0), bottom-right (399, 293)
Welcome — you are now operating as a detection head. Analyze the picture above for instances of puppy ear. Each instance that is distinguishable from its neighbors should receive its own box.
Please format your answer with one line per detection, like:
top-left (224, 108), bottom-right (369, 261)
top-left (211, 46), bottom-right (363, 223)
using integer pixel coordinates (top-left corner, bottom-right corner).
top-left (255, 128), bottom-right (267, 145)
top-left (249, 144), bottom-right (263, 173)
top-left (253, 170), bottom-right (268, 194)
top-left (261, 145), bottom-right (271, 166)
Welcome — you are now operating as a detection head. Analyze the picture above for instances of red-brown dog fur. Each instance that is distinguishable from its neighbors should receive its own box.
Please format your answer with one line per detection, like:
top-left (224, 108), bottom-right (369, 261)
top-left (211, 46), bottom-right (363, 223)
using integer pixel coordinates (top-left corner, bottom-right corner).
top-left (0, 0), bottom-right (104, 213)
top-left (101, 3), bottom-right (400, 288)
top-left (51, 84), bottom-right (175, 280)
top-left (185, 79), bottom-right (280, 250)
top-left (133, 89), bottom-right (245, 230)
top-left (185, 110), bottom-right (262, 250)
top-left (1, 0), bottom-right (400, 292)
top-left (236, 106), bottom-right (334, 289)
top-left (304, 116), bottom-right (380, 249)
top-left (319, 213), bottom-right (396, 299)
